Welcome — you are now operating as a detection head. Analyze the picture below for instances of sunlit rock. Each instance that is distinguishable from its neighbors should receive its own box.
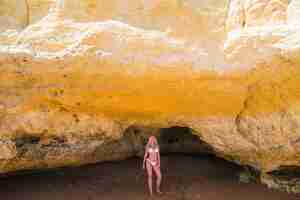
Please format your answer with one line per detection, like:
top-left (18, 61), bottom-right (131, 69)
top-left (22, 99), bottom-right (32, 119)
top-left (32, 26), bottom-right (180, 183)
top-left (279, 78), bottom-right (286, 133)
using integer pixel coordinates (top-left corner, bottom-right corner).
top-left (0, 0), bottom-right (56, 31)
top-left (0, 0), bottom-right (300, 193)
top-left (288, 0), bottom-right (300, 25)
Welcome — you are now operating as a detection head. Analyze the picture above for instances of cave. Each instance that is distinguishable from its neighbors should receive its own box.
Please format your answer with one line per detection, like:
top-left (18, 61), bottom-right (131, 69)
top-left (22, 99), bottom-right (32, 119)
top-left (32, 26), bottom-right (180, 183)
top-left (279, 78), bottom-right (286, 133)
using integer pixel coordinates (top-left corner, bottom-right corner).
top-left (0, 126), bottom-right (297, 199)
top-left (118, 126), bottom-right (216, 157)
top-left (158, 126), bottom-right (213, 155)
top-left (0, 126), bottom-right (259, 181)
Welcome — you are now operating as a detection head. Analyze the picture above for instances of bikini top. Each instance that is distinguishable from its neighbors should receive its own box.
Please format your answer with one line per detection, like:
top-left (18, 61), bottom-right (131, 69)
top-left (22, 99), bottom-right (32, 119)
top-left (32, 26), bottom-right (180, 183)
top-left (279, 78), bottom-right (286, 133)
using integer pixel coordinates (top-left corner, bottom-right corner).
top-left (148, 147), bottom-right (159, 153)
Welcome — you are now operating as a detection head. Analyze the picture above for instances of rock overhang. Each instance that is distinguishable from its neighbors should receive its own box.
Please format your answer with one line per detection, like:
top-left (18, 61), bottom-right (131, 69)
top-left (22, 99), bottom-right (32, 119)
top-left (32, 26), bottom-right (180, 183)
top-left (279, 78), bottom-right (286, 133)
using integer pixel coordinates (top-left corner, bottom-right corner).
top-left (1, 0), bottom-right (300, 193)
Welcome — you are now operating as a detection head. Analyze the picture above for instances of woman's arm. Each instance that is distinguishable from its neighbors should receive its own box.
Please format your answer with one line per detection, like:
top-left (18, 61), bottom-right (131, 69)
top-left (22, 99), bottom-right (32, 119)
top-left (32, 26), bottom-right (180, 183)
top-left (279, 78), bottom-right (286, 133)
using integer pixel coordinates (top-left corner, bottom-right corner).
top-left (143, 147), bottom-right (148, 169)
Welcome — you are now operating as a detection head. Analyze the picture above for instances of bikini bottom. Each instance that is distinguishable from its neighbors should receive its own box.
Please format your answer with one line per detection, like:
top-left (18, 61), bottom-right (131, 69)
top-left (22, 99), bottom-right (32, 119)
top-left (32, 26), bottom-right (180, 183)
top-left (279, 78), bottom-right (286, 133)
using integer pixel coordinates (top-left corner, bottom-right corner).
top-left (146, 158), bottom-right (157, 167)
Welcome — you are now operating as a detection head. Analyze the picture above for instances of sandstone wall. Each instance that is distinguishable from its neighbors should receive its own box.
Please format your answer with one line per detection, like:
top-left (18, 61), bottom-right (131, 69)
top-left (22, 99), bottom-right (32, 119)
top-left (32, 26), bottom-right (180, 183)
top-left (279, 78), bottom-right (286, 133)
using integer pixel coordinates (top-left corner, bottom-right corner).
top-left (1, 0), bottom-right (300, 192)
top-left (0, 0), bottom-right (56, 31)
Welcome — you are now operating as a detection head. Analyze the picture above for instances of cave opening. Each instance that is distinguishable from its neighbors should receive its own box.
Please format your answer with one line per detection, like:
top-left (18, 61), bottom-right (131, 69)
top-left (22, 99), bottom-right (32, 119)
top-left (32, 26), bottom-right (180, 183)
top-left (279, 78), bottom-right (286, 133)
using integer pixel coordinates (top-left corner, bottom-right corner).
top-left (6, 126), bottom-right (244, 177)
top-left (121, 125), bottom-right (229, 162)
top-left (157, 126), bottom-right (214, 155)
top-left (121, 125), bottom-right (246, 179)
top-left (0, 126), bottom-right (297, 200)
top-left (122, 125), bottom-right (216, 157)
top-left (121, 126), bottom-right (262, 186)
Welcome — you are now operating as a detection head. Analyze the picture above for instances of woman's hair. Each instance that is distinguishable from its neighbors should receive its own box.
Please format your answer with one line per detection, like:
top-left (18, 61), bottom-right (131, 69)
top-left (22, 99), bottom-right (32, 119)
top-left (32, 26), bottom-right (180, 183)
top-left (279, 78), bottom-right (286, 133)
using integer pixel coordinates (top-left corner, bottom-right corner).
top-left (146, 135), bottom-right (158, 148)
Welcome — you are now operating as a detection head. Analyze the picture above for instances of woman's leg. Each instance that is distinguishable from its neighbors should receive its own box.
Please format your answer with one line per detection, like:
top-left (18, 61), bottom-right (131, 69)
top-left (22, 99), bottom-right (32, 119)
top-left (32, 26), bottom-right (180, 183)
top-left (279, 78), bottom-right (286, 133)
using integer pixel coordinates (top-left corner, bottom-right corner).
top-left (153, 165), bottom-right (162, 194)
top-left (146, 160), bottom-right (153, 196)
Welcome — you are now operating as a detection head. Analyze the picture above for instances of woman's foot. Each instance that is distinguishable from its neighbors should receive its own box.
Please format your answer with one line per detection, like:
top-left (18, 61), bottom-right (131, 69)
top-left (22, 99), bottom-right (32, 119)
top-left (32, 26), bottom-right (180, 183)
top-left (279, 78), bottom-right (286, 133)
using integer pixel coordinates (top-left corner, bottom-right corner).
top-left (156, 190), bottom-right (163, 195)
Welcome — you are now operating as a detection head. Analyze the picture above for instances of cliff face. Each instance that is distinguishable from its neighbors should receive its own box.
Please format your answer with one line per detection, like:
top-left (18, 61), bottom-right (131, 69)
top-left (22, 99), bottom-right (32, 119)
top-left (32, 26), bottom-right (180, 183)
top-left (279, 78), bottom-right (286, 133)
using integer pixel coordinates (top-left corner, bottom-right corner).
top-left (0, 0), bottom-right (56, 31)
top-left (1, 0), bottom-right (300, 192)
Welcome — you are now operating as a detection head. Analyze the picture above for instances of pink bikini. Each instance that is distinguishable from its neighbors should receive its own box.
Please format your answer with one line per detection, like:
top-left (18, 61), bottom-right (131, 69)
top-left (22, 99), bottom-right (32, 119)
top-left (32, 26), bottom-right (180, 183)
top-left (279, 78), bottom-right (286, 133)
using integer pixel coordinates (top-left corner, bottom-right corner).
top-left (147, 147), bottom-right (159, 166)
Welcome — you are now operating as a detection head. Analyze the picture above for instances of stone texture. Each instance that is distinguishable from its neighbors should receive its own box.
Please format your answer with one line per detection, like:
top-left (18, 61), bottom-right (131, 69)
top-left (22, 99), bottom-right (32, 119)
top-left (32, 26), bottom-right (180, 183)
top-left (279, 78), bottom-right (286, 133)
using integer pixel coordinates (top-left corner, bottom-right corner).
top-left (288, 0), bottom-right (300, 25)
top-left (226, 0), bottom-right (288, 31)
top-left (0, 0), bottom-right (55, 31)
top-left (261, 171), bottom-right (300, 193)
top-left (1, 0), bottom-right (300, 193)
top-left (0, 0), bottom-right (29, 31)
top-left (0, 140), bottom-right (17, 160)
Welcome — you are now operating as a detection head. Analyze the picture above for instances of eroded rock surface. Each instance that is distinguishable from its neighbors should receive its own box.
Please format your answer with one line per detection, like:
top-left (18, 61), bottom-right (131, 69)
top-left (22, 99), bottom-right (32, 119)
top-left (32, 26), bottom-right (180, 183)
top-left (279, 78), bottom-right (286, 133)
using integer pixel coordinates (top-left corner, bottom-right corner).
top-left (1, 0), bottom-right (300, 193)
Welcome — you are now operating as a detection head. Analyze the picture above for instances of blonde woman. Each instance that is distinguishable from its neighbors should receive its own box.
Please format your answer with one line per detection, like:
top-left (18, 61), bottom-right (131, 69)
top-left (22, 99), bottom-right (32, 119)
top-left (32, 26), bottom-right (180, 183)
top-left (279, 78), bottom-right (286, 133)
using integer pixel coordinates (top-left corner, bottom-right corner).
top-left (143, 136), bottom-right (162, 196)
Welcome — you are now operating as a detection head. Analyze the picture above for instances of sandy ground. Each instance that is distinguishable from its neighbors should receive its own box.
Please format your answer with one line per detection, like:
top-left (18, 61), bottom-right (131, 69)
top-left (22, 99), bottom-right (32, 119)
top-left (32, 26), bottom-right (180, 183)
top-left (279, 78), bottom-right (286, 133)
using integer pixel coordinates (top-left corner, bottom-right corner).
top-left (0, 155), bottom-right (299, 200)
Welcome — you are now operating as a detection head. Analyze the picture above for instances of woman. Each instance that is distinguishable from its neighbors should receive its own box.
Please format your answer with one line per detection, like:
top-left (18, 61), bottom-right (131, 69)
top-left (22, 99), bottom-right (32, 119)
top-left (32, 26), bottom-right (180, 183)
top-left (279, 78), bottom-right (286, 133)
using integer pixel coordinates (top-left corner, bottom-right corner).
top-left (143, 136), bottom-right (162, 196)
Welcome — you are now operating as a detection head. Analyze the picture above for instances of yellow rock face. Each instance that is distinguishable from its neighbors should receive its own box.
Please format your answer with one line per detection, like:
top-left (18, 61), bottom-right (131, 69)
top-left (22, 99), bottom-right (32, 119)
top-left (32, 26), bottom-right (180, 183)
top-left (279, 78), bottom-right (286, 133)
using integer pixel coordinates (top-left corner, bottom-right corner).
top-left (226, 0), bottom-right (288, 31)
top-left (0, 1), bottom-right (300, 187)
top-left (0, 0), bottom-right (56, 31)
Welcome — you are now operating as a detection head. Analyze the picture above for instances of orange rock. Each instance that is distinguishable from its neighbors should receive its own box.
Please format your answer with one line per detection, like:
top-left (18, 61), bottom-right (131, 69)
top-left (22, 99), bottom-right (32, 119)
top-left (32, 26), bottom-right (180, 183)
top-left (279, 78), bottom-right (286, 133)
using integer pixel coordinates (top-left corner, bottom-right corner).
top-left (0, 2), bottom-right (300, 192)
